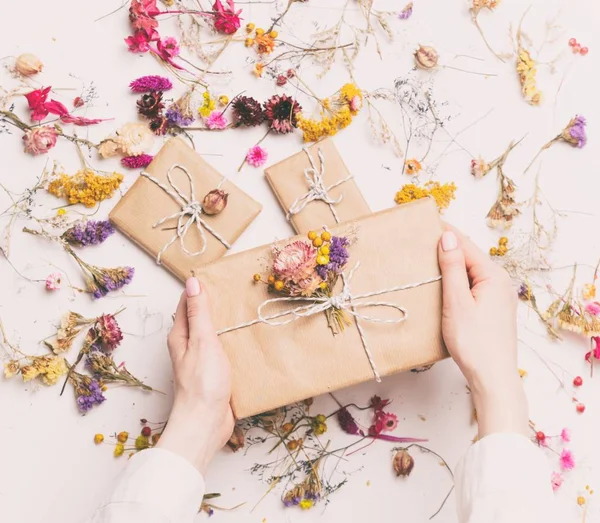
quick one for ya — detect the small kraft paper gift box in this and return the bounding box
[265,138,371,234]
[110,138,262,281]
[196,197,447,418]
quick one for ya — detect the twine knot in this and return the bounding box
[141,164,231,264]
[286,148,354,222]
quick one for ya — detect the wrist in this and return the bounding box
[470,373,529,439]
[156,404,216,475]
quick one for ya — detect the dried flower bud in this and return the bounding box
[202,189,229,215]
[414,45,438,70]
[15,53,44,76]
[393,449,415,477]
[227,425,245,452]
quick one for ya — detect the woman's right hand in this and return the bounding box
[437,227,528,438]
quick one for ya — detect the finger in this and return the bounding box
[443,223,502,285]
[168,291,189,362]
[438,230,474,309]
[185,277,219,349]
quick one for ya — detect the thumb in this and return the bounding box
[185,277,219,349]
[438,231,473,309]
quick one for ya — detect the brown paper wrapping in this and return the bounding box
[110,138,262,281]
[265,138,371,234]
[196,198,447,418]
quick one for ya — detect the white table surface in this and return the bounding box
[0,1,598,522]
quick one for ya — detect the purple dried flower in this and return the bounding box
[166,107,195,127]
[399,2,413,19]
[62,220,115,247]
[337,406,360,435]
[121,154,154,169]
[316,236,349,279]
[566,115,587,148]
[129,75,173,93]
[75,377,106,414]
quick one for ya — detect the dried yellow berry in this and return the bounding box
[282,422,294,433]
[489,247,498,256]
[269,30,278,39]
[245,38,254,47]
[57,208,66,216]
[307,231,318,240]
[499,236,508,245]
[94,434,104,444]
[312,237,323,247]
[274,280,284,291]
[117,431,129,443]
[497,245,507,256]
[253,273,261,282]
[577,496,586,506]
[218,95,229,106]
[246,23,255,32]
[321,231,331,241]
[286,439,299,451]
[319,282,328,289]
[114,443,125,457]
[317,255,328,265]
[268,275,275,284]
[255,28,265,36]
[518,369,527,378]
[320,245,330,255]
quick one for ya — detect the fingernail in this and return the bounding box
[186,277,201,297]
[441,231,458,252]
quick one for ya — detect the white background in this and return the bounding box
[0,1,599,522]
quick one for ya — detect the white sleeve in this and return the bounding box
[87,448,205,523]
[455,433,559,523]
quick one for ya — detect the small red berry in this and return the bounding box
[580,47,589,56]
[568,38,577,47]
[573,44,581,54]
[576,403,586,413]
[573,376,583,387]
[536,431,546,442]
[141,426,152,437]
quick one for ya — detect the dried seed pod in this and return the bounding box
[15,53,44,76]
[393,449,415,477]
[414,45,439,70]
[202,189,229,215]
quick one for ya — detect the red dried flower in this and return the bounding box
[149,116,169,135]
[137,91,164,119]
[129,0,160,35]
[212,0,241,35]
[337,407,360,435]
[369,395,391,413]
[96,314,123,351]
[276,74,287,87]
[263,94,302,134]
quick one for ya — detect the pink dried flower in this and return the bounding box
[276,74,287,87]
[550,471,563,492]
[246,145,268,167]
[45,272,62,291]
[273,240,317,283]
[560,428,571,443]
[125,30,157,53]
[129,0,160,35]
[212,0,241,35]
[129,75,173,92]
[349,95,362,113]
[96,314,123,351]
[205,110,228,130]
[379,412,399,432]
[585,336,600,362]
[121,154,154,169]
[585,301,600,316]
[157,37,180,60]
[559,449,575,471]
[73,97,84,108]
[23,126,58,155]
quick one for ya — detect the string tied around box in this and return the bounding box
[216,262,441,382]
[141,164,231,264]
[286,148,353,223]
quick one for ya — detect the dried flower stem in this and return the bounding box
[523,137,560,174]
[471,13,506,63]
[0,110,98,149]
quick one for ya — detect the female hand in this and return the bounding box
[437,227,528,438]
[157,277,235,474]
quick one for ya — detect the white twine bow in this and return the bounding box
[216,262,441,382]
[286,148,354,223]
[141,165,231,265]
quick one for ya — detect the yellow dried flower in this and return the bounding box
[394,181,457,211]
[94,434,104,444]
[117,431,129,443]
[255,34,276,55]
[577,496,586,506]
[516,47,541,106]
[254,63,265,77]
[583,283,596,301]
[39,356,68,386]
[299,499,314,510]
[4,360,20,379]
[114,443,125,457]
[20,365,40,382]
[246,22,255,32]
[47,169,123,208]
[57,208,66,216]
[199,91,216,118]
[218,95,229,106]
[135,435,150,450]
[518,368,527,378]
[404,159,422,175]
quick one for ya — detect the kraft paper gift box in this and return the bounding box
[196,197,447,418]
[110,138,262,281]
[264,138,371,234]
